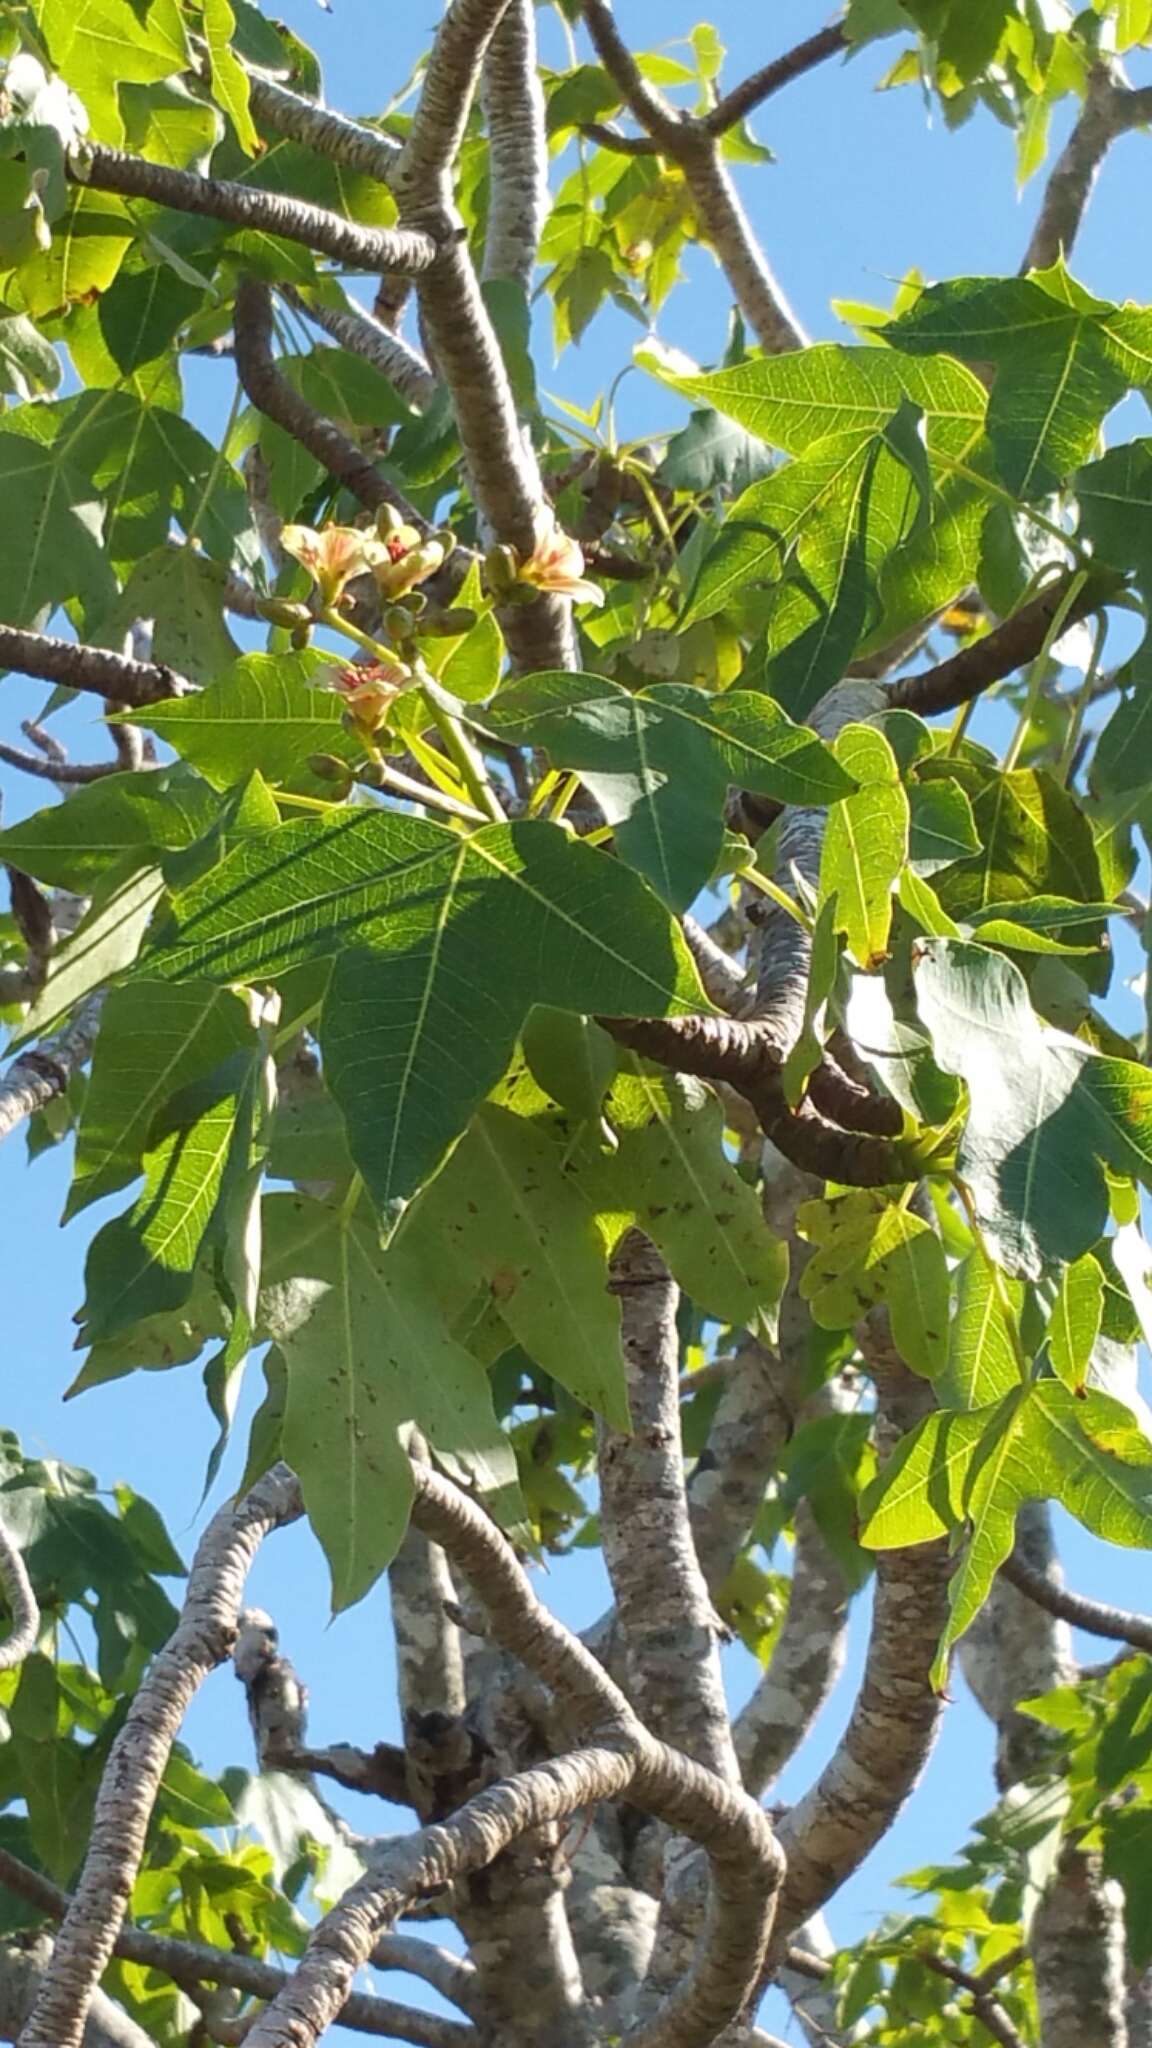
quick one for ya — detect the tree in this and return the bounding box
[5,0,1152,2041]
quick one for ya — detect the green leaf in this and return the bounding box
[1049,1252,1105,1392]
[656,408,773,495]
[261,1192,523,1609]
[97,262,203,376]
[77,1057,250,1345]
[121,78,222,170]
[66,1266,227,1397]
[0,767,219,892]
[67,982,256,1218]
[104,548,241,684]
[908,777,981,873]
[938,0,1010,80]
[521,1007,616,1123]
[940,1254,1023,1409]
[0,418,117,627]
[144,812,707,1210]
[484,673,852,910]
[927,762,1103,918]
[820,725,909,965]
[888,268,1152,496]
[31,0,189,144]
[18,865,165,1042]
[594,1064,787,1330]
[914,938,1152,1274]
[394,1104,630,1426]
[861,1381,1152,1684]
[799,1191,950,1379]
[133,652,363,788]
[15,185,135,318]
[203,0,259,153]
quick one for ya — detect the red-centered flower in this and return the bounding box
[372,523,449,600]
[323,654,413,735]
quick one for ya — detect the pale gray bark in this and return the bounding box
[481,0,548,292]
[0,995,104,1147]
[0,1521,38,1671]
[18,1466,302,2048]
[281,286,437,411]
[0,1945,152,2048]
[961,1504,1074,1790]
[1031,1850,1129,2048]
[1023,68,1152,273]
[734,1502,849,1800]
[245,74,401,184]
[600,1231,738,1784]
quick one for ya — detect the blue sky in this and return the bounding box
[3,0,1152,2034]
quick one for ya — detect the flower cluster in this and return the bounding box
[280,512,452,613]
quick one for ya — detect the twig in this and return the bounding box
[18,1466,302,2048]
[0,1520,39,1671]
[999,1550,1152,1654]
[75,145,437,276]
[233,278,426,525]
[919,1951,1027,2048]
[0,743,121,784]
[0,624,188,706]
[578,0,806,352]
[704,23,848,139]
[0,993,105,1146]
[0,1847,471,2045]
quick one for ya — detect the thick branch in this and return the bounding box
[233,278,425,524]
[0,625,188,706]
[0,1944,152,2048]
[734,1503,849,1800]
[599,1231,738,1783]
[240,1465,782,2048]
[886,568,1120,719]
[0,1520,38,1672]
[1000,1548,1152,1654]
[1030,1848,1128,2048]
[771,1329,949,1944]
[76,146,434,274]
[481,0,548,292]
[245,75,401,184]
[18,1466,302,2048]
[393,0,574,671]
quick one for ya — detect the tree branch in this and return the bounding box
[1022,66,1152,274]
[918,1951,1026,2048]
[733,1502,850,1800]
[0,1519,38,1672]
[18,1466,302,2048]
[0,625,189,706]
[0,1942,152,2048]
[481,0,548,293]
[770,1326,950,1946]
[0,994,105,1147]
[999,1548,1152,1654]
[886,568,1121,720]
[244,74,401,185]
[75,145,435,274]
[600,1231,738,1783]
[393,0,575,673]
[703,24,848,139]
[0,1849,471,2045]
[233,278,426,525]
[238,1463,783,2048]
[577,1,806,352]
[0,743,121,785]
[281,286,437,410]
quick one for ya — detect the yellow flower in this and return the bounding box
[516,517,604,606]
[280,523,382,609]
[323,655,413,735]
[371,523,449,600]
